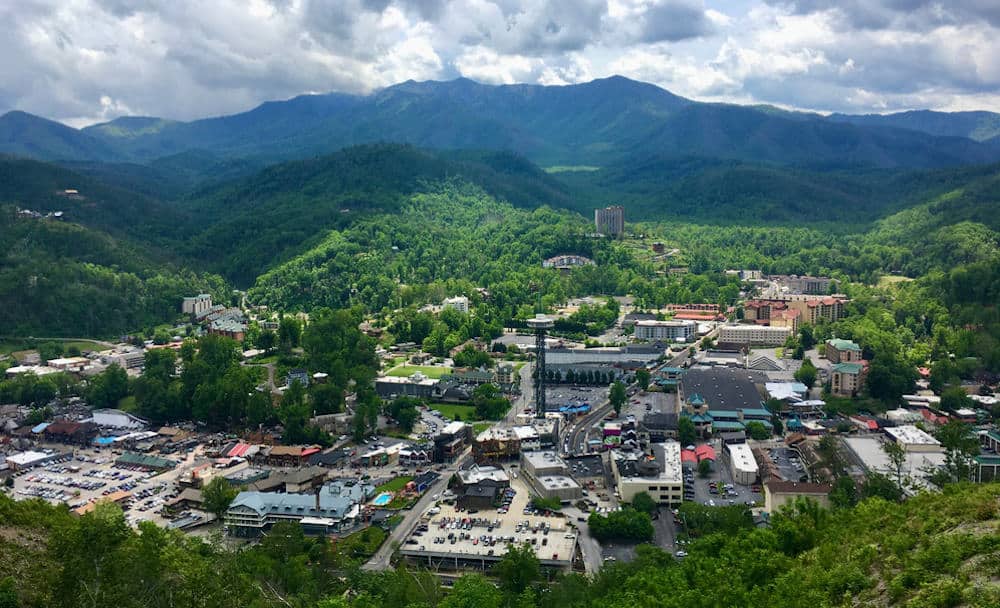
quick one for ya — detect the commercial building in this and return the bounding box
[473,424,550,464]
[521,451,582,503]
[718,325,792,347]
[455,465,510,509]
[102,349,145,370]
[725,442,759,485]
[442,296,470,314]
[763,481,832,513]
[433,422,472,463]
[545,343,666,367]
[830,362,866,397]
[633,320,696,342]
[884,425,942,452]
[825,339,862,363]
[610,442,683,505]
[594,205,624,236]
[640,412,679,443]
[46,357,91,372]
[225,480,373,538]
[87,408,149,430]
[5,450,67,471]
[375,373,438,399]
[182,294,213,316]
[842,436,946,492]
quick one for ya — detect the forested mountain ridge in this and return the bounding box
[828,109,1000,142]
[4,76,1000,169]
[1,481,997,607]
[176,144,573,285]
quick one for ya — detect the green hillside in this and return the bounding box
[179,144,573,285]
[1,482,997,607]
[0,207,226,337]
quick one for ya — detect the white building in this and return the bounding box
[634,320,696,342]
[719,325,792,347]
[102,349,145,370]
[521,451,582,502]
[726,442,759,485]
[86,408,149,430]
[611,442,684,505]
[884,425,942,453]
[443,296,470,314]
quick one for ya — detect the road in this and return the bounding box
[363,449,472,570]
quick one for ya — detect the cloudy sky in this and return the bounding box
[3,0,1000,126]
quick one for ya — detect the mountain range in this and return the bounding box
[3,76,1000,169]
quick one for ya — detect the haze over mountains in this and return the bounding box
[3,76,1000,169]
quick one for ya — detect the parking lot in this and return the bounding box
[768,446,808,482]
[681,443,763,508]
[9,444,204,527]
[402,470,578,564]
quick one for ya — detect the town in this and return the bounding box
[2,207,997,580]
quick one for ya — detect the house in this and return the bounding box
[443,296,470,314]
[830,362,866,397]
[825,339,863,364]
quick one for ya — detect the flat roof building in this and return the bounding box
[611,442,683,505]
[726,442,759,485]
[719,325,792,347]
[884,425,942,453]
[634,320,696,342]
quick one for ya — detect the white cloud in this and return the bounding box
[1,0,1000,124]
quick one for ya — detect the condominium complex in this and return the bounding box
[633,319,696,342]
[719,324,792,347]
[594,205,624,237]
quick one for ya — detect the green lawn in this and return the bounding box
[117,396,137,413]
[472,422,494,435]
[428,403,478,421]
[387,365,452,379]
[0,339,108,356]
[375,476,413,494]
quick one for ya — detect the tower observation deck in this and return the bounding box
[526,315,554,419]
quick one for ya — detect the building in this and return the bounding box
[87,408,149,430]
[433,421,472,463]
[102,349,145,370]
[842,436,946,492]
[375,373,438,399]
[455,465,510,509]
[718,325,792,347]
[286,369,310,388]
[443,296,470,314]
[770,275,833,295]
[43,421,97,445]
[182,294,213,316]
[611,443,683,505]
[472,425,547,464]
[825,339,863,363]
[830,362,866,397]
[725,442,759,485]
[789,296,847,325]
[5,450,66,471]
[884,425,942,453]
[763,481,832,513]
[46,357,91,372]
[640,412,679,443]
[633,320,696,342]
[545,343,666,367]
[225,481,373,538]
[594,205,625,236]
[521,451,583,503]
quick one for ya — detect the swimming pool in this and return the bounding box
[372,492,393,506]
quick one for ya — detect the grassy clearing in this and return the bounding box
[0,339,108,356]
[472,422,494,435]
[428,403,478,421]
[374,476,413,494]
[878,275,915,288]
[386,365,452,379]
[337,526,387,560]
[544,165,600,173]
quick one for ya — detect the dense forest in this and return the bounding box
[1,482,997,607]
